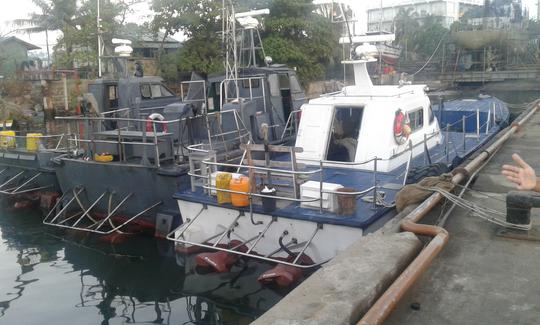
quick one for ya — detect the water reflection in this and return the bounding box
[0,209,288,324]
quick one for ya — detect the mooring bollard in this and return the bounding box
[506,191,540,226]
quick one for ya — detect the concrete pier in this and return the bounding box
[385,111,540,324]
[252,232,422,325]
[255,109,540,324]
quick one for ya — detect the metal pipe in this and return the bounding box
[357,103,539,325]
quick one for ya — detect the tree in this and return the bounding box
[13,0,77,67]
[151,0,339,82]
[151,0,223,76]
[262,0,339,82]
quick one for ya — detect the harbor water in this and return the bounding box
[0,208,291,324]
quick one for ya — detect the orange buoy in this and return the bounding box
[229,176,250,207]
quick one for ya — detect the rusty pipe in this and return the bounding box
[358,103,539,325]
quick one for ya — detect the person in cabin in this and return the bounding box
[501,153,540,192]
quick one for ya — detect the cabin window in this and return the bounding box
[268,74,280,96]
[140,84,152,99]
[428,105,435,124]
[107,85,118,109]
[408,108,424,132]
[279,74,290,90]
[326,106,363,162]
[289,75,302,94]
[140,84,174,99]
[242,78,260,89]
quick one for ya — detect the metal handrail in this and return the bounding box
[220,76,268,112]
[0,133,69,152]
[180,80,207,111]
[280,109,302,141]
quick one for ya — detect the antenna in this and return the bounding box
[235,9,270,67]
[340,3,354,59]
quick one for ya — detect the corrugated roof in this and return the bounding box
[0,37,41,51]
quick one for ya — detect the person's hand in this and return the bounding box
[501,153,537,191]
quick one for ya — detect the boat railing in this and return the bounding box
[0,132,70,153]
[280,109,302,141]
[56,115,183,167]
[220,76,267,112]
[189,153,382,212]
[429,105,497,163]
[180,79,207,112]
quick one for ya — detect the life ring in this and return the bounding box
[393,109,411,145]
[146,113,168,133]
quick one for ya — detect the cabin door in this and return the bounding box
[295,104,334,161]
[326,106,363,163]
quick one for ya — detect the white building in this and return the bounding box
[367,0,484,31]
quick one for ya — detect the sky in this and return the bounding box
[0,0,536,56]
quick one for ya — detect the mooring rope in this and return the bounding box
[422,186,531,231]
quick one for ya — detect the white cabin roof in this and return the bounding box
[310,84,428,106]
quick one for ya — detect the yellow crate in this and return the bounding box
[26,133,42,151]
[0,131,16,149]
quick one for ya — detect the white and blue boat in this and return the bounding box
[168,45,509,283]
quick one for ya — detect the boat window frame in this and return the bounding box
[242,78,260,89]
[408,107,425,133]
[324,105,364,163]
[428,105,435,124]
[140,83,175,100]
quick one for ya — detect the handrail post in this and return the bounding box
[476,108,480,139]
[486,103,492,134]
[319,160,324,213]
[152,121,160,168]
[423,133,428,165]
[445,125,450,163]
[372,157,378,209]
[462,115,466,152]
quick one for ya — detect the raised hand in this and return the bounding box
[501,153,537,191]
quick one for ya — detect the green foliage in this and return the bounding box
[394,8,448,61]
[152,0,223,76]
[152,0,339,83]
[261,0,339,82]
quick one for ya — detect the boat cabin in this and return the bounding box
[192,66,305,143]
[87,76,180,114]
[295,84,442,172]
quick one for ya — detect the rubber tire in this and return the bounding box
[405,162,450,184]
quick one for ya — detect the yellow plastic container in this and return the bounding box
[94,153,114,162]
[216,172,232,204]
[230,176,250,207]
[0,131,16,148]
[26,133,42,151]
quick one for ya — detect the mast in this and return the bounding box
[222,0,239,100]
[97,0,102,78]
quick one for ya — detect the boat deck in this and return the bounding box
[175,129,500,229]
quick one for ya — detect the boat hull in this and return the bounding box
[174,200,363,265]
[53,158,188,234]
[0,150,62,211]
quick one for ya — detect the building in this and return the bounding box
[0,37,40,78]
[119,25,182,59]
[367,0,484,32]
